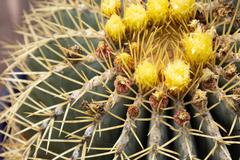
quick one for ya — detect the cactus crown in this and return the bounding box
[1,0,240,159]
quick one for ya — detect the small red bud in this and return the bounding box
[114,76,133,94]
[95,41,113,59]
[149,94,169,111]
[127,106,140,119]
[174,109,190,127]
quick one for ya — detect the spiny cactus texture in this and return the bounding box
[1,0,240,159]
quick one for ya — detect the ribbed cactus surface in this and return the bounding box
[1,0,240,160]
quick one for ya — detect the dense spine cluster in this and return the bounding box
[0,0,240,159]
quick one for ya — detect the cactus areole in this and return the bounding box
[1,0,240,160]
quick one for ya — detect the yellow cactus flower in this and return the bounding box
[164,59,191,91]
[183,30,213,64]
[170,0,195,20]
[124,4,148,32]
[114,52,134,72]
[101,0,121,16]
[134,60,159,90]
[105,14,126,41]
[147,0,168,24]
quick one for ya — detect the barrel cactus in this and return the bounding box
[1,0,240,159]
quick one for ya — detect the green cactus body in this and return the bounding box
[1,0,240,160]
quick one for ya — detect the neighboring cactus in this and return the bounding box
[1,0,240,159]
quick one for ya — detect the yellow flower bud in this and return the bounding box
[114,52,134,73]
[147,0,168,24]
[124,4,148,32]
[101,0,121,16]
[183,30,213,64]
[170,0,195,20]
[134,60,159,90]
[164,59,191,91]
[105,14,126,41]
